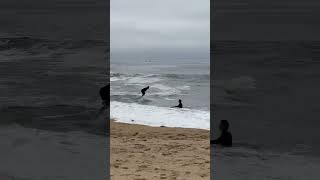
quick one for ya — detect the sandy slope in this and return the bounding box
[110,121,210,180]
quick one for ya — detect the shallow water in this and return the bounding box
[212,145,320,180]
[0,37,108,135]
[110,57,210,129]
[213,40,320,157]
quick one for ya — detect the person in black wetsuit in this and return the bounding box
[141,86,149,96]
[171,99,183,108]
[211,120,232,147]
[99,84,110,106]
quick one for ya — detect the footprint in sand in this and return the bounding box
[133,132,139,136]
[160,174,168,179]
[138,165,148,169]
[200,173,208,178]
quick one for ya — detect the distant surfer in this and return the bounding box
[211,120,232,147]
[171,99,183,108]
[141,86,150,96]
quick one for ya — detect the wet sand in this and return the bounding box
[110,121,210,180]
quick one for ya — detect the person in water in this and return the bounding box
[141,86,150,96]
[99,84,110,106]
[171,99,183,108]
[211,120,232,147]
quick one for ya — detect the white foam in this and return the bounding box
[151,84,182,96]
[165,97,175,101]
[177,85,191,90]
[127,76,162,84]
[111,101,210,130]
[110,76,128,82]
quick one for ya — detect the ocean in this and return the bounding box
[110,56,210,129]
[0,0,109,136]
[0,37,109,135]
[0,1,109,179]
[212,40,320,179]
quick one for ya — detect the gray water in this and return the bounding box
[213,40,320,157]
[111,56,210,111]
[0,1,109,179]
[0,0,109,136]
[0,37,108,135]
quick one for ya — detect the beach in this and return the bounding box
[110,50,210,180]
[110,2,210,178]
[110,120,210,180]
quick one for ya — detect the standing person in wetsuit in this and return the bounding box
[211,120,232,147]
[99,84,110,107]
[141,86,149,96]
[96,84,110,121]
[98,84,110,132]
[171,99,183,108]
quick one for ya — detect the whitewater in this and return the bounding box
[110,59,210,130]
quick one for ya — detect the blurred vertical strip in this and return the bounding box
[210,0,214,179]
[106,0,111,179]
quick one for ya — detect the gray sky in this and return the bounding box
[0,0,107,40]
[111,0,210,54]
[213,0,320,40]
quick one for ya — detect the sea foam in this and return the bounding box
[111,101,210,130]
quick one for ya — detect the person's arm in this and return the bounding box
[210,137,221,144]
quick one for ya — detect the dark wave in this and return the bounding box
[0,36,106,51]
[0,105,108,136]
[111,72,209,80]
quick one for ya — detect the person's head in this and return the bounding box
[179,99,182,103]
[147,86,150,89]
[219,120,229,132]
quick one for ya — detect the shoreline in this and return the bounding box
[110,121,210,180]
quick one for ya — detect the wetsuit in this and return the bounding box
[172,101,183,108]
[211,131,232,147]
[141,86,149,96]
[176,102,183,108]
[99,85,109,106]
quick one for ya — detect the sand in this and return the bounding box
[110,121,210,180]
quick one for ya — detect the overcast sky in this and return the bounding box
[213,0,320,40]
[111,0,209,55]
